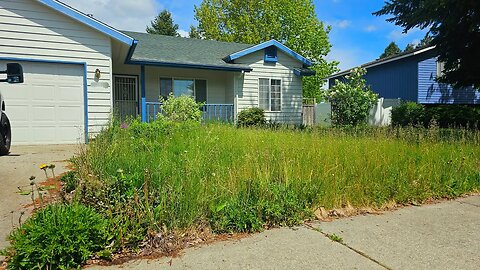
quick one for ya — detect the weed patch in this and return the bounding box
[71,120,480,250]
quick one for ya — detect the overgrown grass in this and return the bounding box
[73,120,480,248]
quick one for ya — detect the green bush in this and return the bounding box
[391,102,425,127]
[392,102,480,128]
[5,204,108,270]
[237,108,266,127]
[159,93,203,122]
[324,67,378,126]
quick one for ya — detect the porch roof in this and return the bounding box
[123,31,254,72]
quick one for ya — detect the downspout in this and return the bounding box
[141,65,146,122]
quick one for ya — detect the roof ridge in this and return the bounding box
[121,30,254,47]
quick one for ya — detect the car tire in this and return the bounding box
[0,113,11,155]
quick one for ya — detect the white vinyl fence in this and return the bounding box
[312,98,401,127]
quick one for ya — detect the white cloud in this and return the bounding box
[178,29,189,38]
[329,20,351,30]
[61,0,162,32]
[388,28,420,41]
[327,47,365,71]
[364,25,377,32]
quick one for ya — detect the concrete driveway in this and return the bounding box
[0,144,78,253]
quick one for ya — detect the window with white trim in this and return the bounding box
[259,78,281,112]
[437,61,445,78]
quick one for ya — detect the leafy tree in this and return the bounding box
[374,0,480,88]
[324,68,378,126]
[380,42,402,59]
[189,25,202,39]
[194,0,338,101]
[146,10,179,36]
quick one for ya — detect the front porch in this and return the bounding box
[112,64,240,123]
[145,102,235,123]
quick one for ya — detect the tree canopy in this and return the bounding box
[194,0,338,100]
[380,42,402,59]
[146,10,179,36]
[374,0,480,88]
[188,25,202,39]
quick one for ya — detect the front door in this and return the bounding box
[113,75,138,120]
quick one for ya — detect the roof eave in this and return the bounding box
[127,59,252,72]
[225,40,313,67]
[36,0,135,46]
[326,46,436,80]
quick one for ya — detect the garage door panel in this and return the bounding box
[31,106,55,121]
[58,86,83,101]
[0,61,85,145]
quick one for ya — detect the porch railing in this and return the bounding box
[145,102,235,123]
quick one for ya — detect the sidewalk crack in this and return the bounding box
[304,223,393,270]
[457,201,480,208]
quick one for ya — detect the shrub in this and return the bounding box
[392,102,480,128]
[237,108,266,127]
[324,67,378,126]
[60,171,79,193]
[159,93,203,122]
[5,204,108,270]
[391,102,425,127]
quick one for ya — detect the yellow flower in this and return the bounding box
[39,164,48,170]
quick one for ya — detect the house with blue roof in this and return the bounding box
[327,46,480,105]
[0,0,314,145]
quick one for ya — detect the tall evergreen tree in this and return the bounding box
[418,34,434,48]
[380,42,402,59]
[375,0,480,88]
[404,43,416,52]
[188,25,202,39]
[146,10,179,36]
[194,0,338,101]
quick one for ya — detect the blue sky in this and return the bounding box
[64,0,427,71]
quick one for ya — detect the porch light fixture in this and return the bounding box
[95,69,101,80]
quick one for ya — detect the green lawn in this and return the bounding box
[73,120,480,247]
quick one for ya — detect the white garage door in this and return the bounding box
[0,61,85,145]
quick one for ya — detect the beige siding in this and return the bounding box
[113,63,235,104]
[235,50,304,124]
[0,0,113,134]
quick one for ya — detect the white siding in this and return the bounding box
[0,0,113,135]
[235,50,303,124]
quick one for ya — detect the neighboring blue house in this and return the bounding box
[327,46,480,105]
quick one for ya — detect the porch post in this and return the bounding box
[141,65,146,122]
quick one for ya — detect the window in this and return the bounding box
[258,78,281,112]
[173,79,194,97]
[264,46,278,63]
[160,78,172,99]
[159,78,207,101]
[195,80,207,103]
[437,61,445,78]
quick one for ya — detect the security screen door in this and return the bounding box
[113,75,138,120]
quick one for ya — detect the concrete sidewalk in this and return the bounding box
[87,195,480,270]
